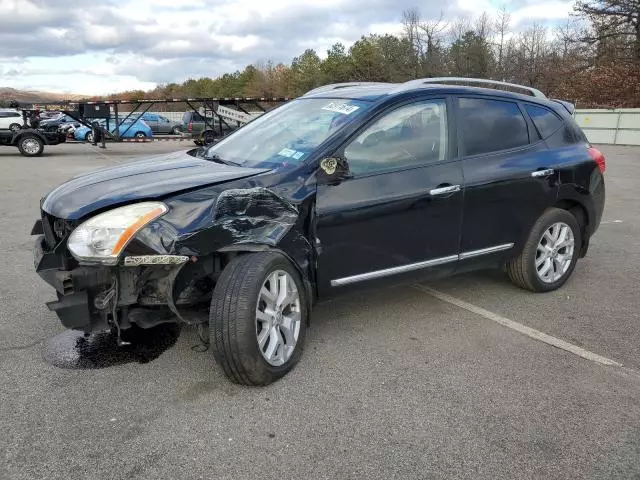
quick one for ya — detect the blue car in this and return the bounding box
[74,118,153,142]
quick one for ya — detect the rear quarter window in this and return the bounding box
[458,97,530,156]
[524,104,563,139]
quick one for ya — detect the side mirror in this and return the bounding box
[317,156,352,185]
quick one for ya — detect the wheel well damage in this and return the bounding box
[128,186,316,326]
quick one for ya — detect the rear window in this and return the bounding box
[525,104,563,139]
[183,111,204,123]
[458,98,529,156]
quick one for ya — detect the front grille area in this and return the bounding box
[41,212,74,248]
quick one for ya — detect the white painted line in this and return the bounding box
[413,284,622,367]
[601,220,623,224]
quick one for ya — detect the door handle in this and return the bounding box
[429,184,461,196]
[531,168,555,178]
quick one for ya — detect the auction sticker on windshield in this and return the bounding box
[322,102,360,115]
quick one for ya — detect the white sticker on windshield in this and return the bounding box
[321,102,360,115]
[278,148,296,158]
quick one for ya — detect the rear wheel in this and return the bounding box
[506,208,581,292]
[134,131,147,139]
[202,130,215,145]
[171,126,181,135]
[210,252,307,385]
[85,132,94,143]
[17,135,44,157]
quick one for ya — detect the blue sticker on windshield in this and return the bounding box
[292,151,305,160]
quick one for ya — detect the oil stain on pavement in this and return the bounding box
[42,324,182,369]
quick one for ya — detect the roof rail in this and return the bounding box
[391,77,547,98]
[303,82,391,97]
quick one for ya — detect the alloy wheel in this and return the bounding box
[535,222,575,283]
[21,138,41,155]
[256,270,302,366]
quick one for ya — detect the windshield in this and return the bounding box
[203,98,373,168]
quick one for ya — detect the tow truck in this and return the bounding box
[0,108,66,157]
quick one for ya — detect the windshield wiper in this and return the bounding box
[206,153,242,167]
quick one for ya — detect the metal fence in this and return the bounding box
[111,108,640,146]
[574,108,640,146]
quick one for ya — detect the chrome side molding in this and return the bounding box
[330,243,514,287]
[458,243,514,260]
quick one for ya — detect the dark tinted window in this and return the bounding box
[344,99,448,175]
[458,98,529,156]
[525,104,563,139]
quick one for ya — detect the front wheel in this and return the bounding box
[171,126,181,135]
[9,123,22,132]
[134,131,147,139]
[506,208,582,292]
[17,135,44,157]
[85,132,94,143]
[210,252,307,385]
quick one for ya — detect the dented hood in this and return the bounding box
[41,150,270,220]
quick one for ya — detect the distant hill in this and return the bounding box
[0,87,85,104]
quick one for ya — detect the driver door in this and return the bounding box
[314,97,464,296]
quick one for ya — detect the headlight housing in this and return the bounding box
[68,202,168,265]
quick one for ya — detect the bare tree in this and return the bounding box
[574,0,640,61]
[402,8,424,76]
[494,7,511,79]
[419,11,448,76]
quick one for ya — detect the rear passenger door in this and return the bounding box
[455,96,559,263]
[143,114,159,133]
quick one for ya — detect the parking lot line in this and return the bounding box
[413,284,623,367]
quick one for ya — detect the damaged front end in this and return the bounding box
[33,182,315,340]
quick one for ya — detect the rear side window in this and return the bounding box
[525,104,563,139]
[458,98,529,156]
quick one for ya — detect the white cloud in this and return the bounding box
[0,0,575,94]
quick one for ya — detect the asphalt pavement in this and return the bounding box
[1,142,639,480]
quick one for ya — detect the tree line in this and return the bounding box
[81,0,640,107]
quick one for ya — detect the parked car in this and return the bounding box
[0,109,25,132]
[32,78,605,385]
[136,112,182,135]
[39,113,81,132]
[181,110,208,139]
[74,118,153,142]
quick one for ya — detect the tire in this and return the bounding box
[9,123,21,132]
[506,208,582,292]
[134,131,147,139]
[210,251,308,386]
[171,126,181,135]
[85,132,94,143]
[202,130,215,145]
[17,135,44,157]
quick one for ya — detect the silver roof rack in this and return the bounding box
[391,77,546,98]
[303,82,391,97]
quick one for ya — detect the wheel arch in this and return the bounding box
[552,197,590,258]
[216,244,315,322]
[12,129,47,145]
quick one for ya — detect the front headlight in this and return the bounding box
[68,202,168,265]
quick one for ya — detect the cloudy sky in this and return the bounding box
[0,0,573,95]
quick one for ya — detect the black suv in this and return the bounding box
[33,78,605,385]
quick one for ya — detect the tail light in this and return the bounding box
[187,122,193,132]
[588,147,606,173]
